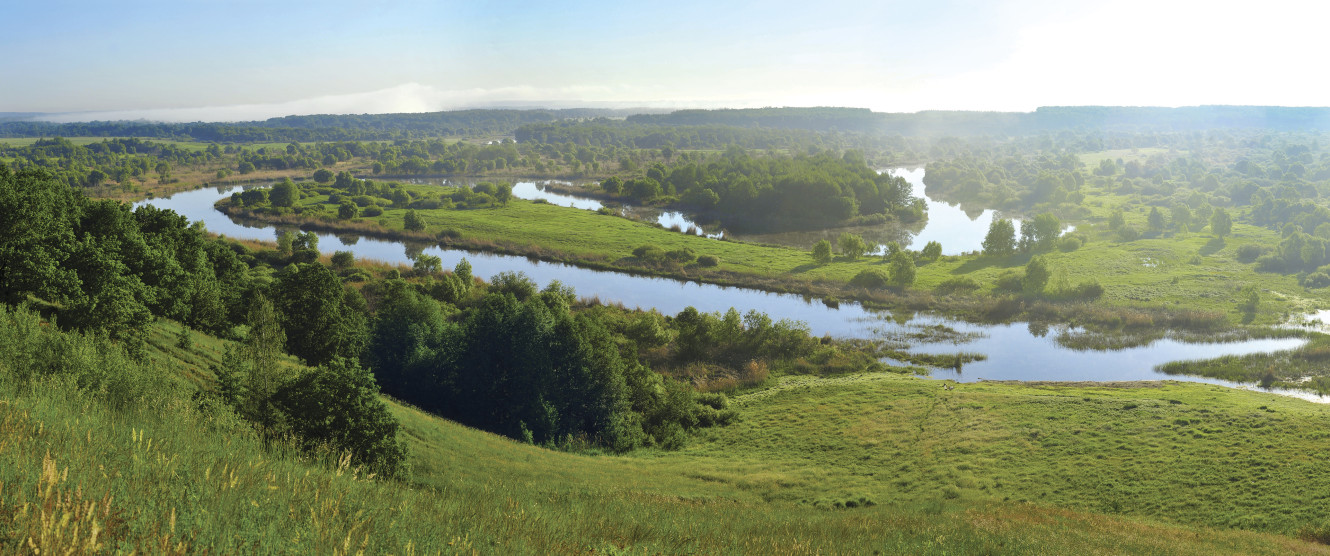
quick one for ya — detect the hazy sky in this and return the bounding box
[3,0,1327,121]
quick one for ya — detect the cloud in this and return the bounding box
[36,83,763,123]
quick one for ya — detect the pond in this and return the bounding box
[137,183,1318,400]
[411,178,724,238]
[445,169,1062,256]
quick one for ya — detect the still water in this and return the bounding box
[136,180,1316,399]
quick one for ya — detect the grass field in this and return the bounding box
[1079,148,1179,167]
[4,317,1330,553]
[283,182,1324,326]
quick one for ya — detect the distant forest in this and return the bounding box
[6,106,1330,143]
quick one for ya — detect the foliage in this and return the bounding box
[272,263,369,366]
[811,239,833,264]
[837,232,867,260]
[270,358,408,478]
[982,218,1016,256]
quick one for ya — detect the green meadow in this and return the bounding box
[5,316,1330,554]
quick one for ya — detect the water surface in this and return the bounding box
[137,183,1315,399]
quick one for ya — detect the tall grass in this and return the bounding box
[2,307,1328,553]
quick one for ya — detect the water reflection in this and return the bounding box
[137,185,1314,398]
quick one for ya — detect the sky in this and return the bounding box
[3,0,1328,122]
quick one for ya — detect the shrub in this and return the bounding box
[934,276,980,295]
[696,254,719,267]
[361,205,384,217]
[1116,225,1141,242]
[920,241,942,261]
[1303,273,1330,288]
[403,209,425,231]
[330,250,355,270]
[1058,235,1084,252]
[849,269,891,289]
[993,271,1024,294]
[665,247,696,263]
[633,244,666,263]
[489,271,538,301]
[1236,243,1271,263]
[812,239,833,264]
[269,358,408,479]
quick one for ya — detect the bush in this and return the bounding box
[1058,235,1084,252]
[993,271,1024,294]
[665,247,696,263]
[403,209,425,231]
[361,205,384,217]
[330,250,355,270]
[812,239,834,264]
[696,254,719,267]
[633,244,666,263]
[920,241,942,261]
[489,271,538,301]
[1304,272,1330,288]
[934,276,980,295]
[269,358,408,479]
[849,269,891,289]
[1236,244,1271,263]
[1116,225,1141,242]
[1255,254,1285,273]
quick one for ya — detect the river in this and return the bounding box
[135,176,1320,401]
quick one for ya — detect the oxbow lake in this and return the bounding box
[137,176,1319,401]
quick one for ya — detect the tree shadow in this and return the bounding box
[790,263,821,274]
[951,253,1029,275]
[1199,237,1226,256]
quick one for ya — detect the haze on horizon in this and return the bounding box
[5,0,1329,123]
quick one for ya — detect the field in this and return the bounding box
[279,181,1324,326]
[4,318,1330,553]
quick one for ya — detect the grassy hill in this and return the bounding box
[3,317,1329,553]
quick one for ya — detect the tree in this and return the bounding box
[1108,209,1125,230]
[338,200,358,220]
[239,188,268,207]
[601,176,623,195]
[1147,207,1166,235]
[243,294,286,421]
[493,182,513,206]
[403,209,426,231]
[1211,208,1232,239]
[312,168,334,183]
[812,239,833,264]
[330,250,354,270]
[413,253,442,276]
[270,358,408,479]
[838,232,867,260]
[270,178,298,208]
[921,241,942,261]
[0,164,81,305]
[983,218,1016,256]
[1023,257,1050,297]
[1171,205,1192,233]
[888,250,916,288]
[1026,213,1061,251]
[272,263,369,366]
